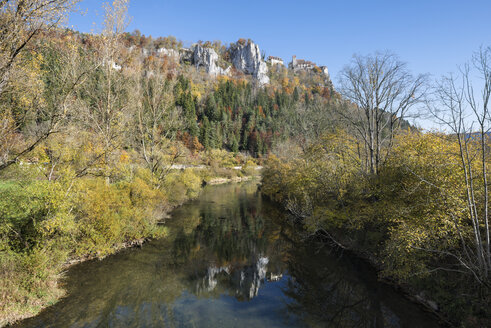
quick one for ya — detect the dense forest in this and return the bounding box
[0,0,490,327]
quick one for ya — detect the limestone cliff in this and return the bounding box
[192,45,230,77]
[230,41,269,85]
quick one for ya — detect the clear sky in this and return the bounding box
[69,0,491,128]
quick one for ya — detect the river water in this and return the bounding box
[14,182,441,328]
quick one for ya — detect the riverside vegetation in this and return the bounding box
[262,55,491,326]
[0,0,490,327]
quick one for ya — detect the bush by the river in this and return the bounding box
[0,159,207,325]
[262,130,490,326]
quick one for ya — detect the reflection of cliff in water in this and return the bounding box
[195,256,270,300]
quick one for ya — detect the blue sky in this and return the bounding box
[69,0,491,128]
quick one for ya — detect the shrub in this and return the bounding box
[163,170,202,205]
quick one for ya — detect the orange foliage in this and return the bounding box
[258,105,265,118]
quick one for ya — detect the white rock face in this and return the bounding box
[179,48,193,63]
[231,41,270,85]
[193,45,230,77]
[157,48,179,58]
[320,65,329,77]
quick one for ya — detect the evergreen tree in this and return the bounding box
[293,87,300,102]
[200,116,211,150]
[231,135,239,154]
[205,95,218,121]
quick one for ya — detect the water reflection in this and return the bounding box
[192,256,269,300]
[13,182,441,328]
[283,239,439,328]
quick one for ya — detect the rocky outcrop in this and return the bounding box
[192,45,230,77]
[157,48,179,58]
[230,41,269,85]
[179,48,193,63]
[320,66,329,77]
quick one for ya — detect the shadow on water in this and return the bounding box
[13,182,442,328]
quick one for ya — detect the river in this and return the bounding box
[14,182,442,328]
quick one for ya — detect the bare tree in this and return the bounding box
[0,35,88,172]
[338,52,427,174]
[133,57,183,183]
[429,47,491,283]
[79,0,131,168]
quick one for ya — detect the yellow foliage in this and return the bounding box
[119,150,129,163]
[262,130,483,282]
[163,170,202,205]
[190,80,204,100]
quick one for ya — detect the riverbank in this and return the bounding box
[0,163,260,327]
[63,175,261,265]
[313,230,452,326]
[272,203,488,328]
[261,145,491,327]
[206,176,252,185]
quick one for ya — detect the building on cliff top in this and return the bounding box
[289,55,316,71]
[289,55,329,77]
[267,56,284,66]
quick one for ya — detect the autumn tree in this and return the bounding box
[429,46,491,283]
[78,0,131,171]
[0,0,80,171]
[278,95,338,151]
[134,55,183,182]
[0,0,79,95]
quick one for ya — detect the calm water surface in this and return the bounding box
[14,182,441,328]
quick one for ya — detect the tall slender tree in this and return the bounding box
[338,52,427,174]
[429,47,491,282]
